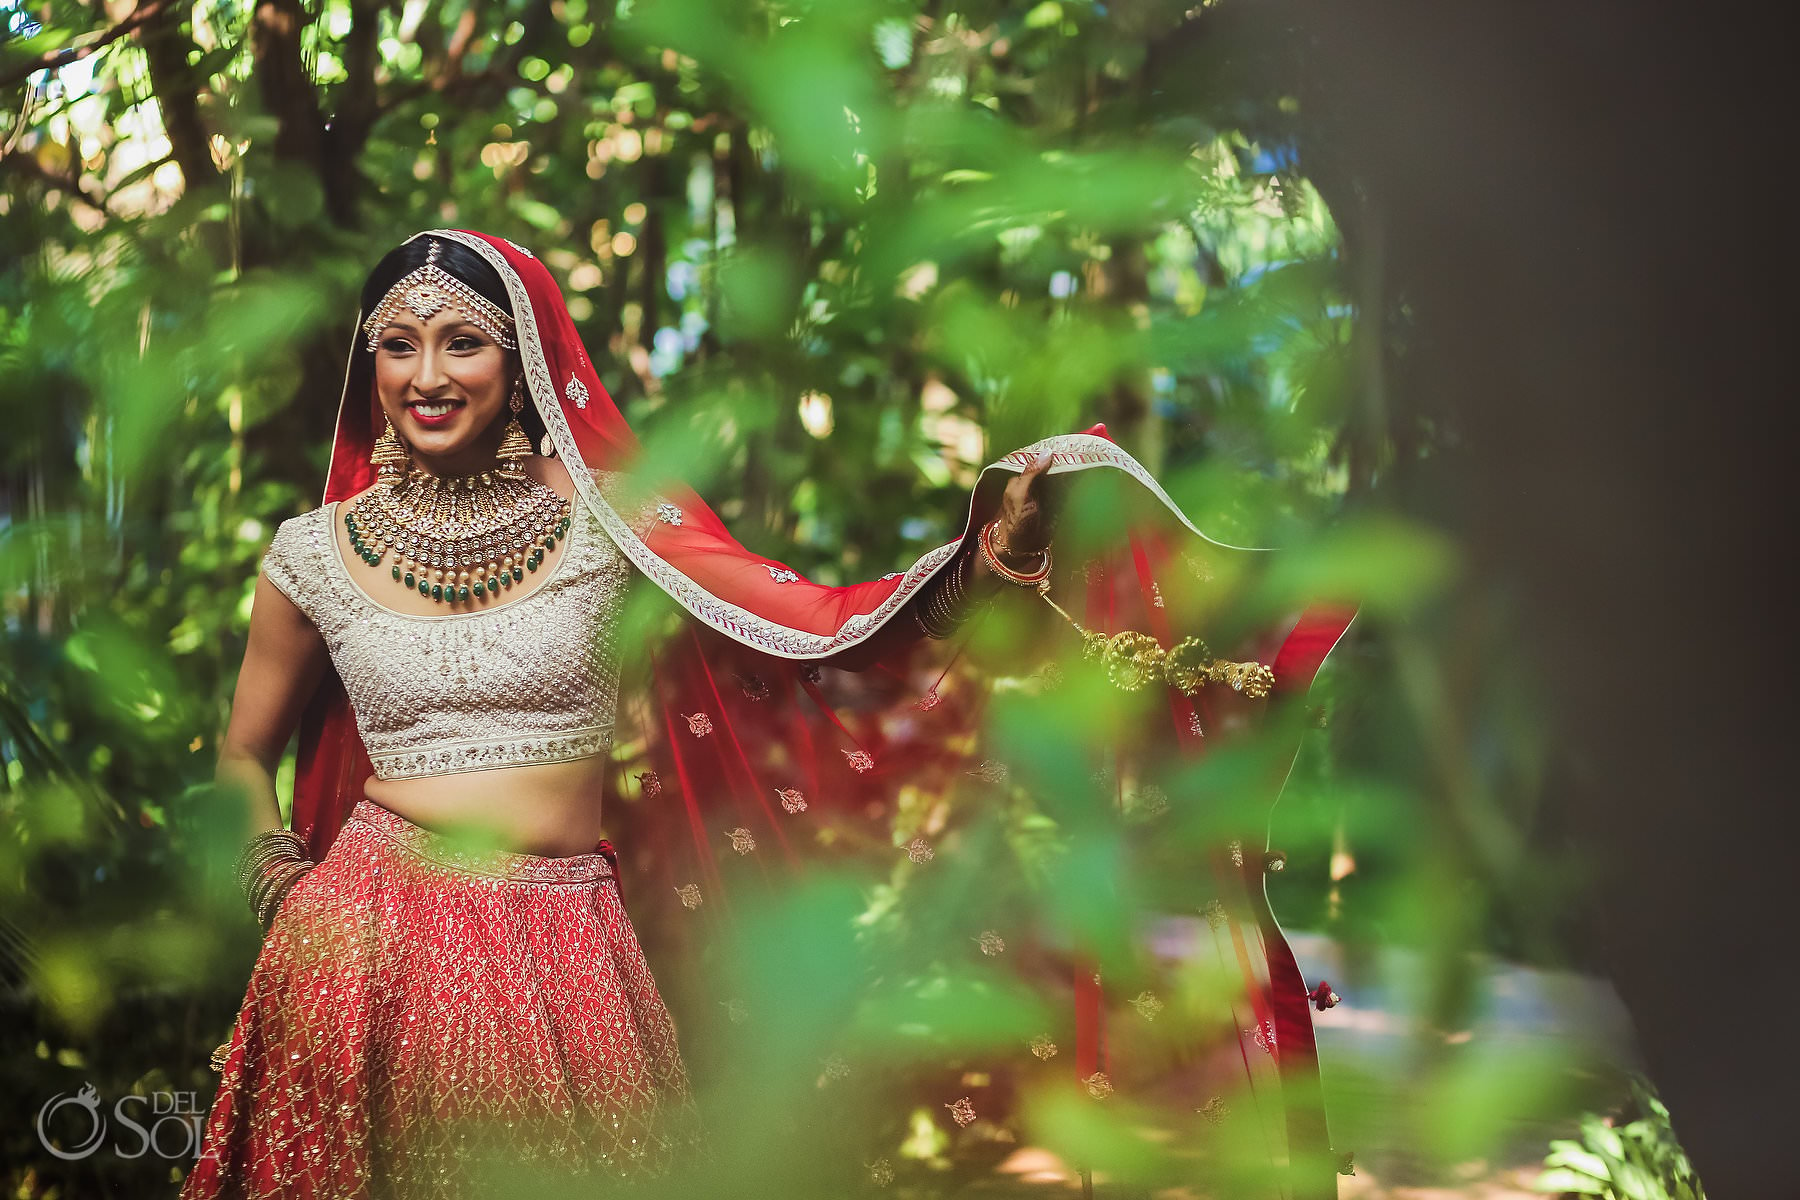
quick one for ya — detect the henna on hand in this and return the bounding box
[981,451,1057,576]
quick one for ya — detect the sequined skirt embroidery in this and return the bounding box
[183,801,696,1198]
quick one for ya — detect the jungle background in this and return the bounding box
[3,0,1788,1196]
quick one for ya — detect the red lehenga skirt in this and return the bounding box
[183,801,696,1198]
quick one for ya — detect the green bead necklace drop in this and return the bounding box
[344,468,572,607]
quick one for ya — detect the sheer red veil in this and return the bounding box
[292,228,1356,1194]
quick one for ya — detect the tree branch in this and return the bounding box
[0,0,176,92]
[248,0,331,204]
[139,1,215,191]
[335,0,383,147]
[443,3,480,78]
[0,149,111,215]
[369,4,481,117]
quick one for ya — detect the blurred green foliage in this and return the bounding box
[0,0,1656,1194]
[1536,1083,1707,1200]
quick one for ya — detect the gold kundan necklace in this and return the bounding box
[344,468,573,605]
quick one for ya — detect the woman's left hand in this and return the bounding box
[990,451,1057,561]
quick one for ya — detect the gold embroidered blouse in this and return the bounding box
[260,496,630,781]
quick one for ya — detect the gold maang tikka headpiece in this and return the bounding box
[361,241,518,352]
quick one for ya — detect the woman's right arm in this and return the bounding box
[217,572,330,838]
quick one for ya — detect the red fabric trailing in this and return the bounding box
[660,693,721,894]
[1225,882,1280,1062]
[291,675,368,864]
[1272,607,1358,702]
[1074,959,1106,1081]
[1128,534,1177,646]
[1254,605,1358,1192]
[687,632,797,865]
[796,675,864,747]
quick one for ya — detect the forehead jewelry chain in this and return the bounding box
[360,241,518,352]
[344,468,572,605]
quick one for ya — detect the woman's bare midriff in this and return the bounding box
[364,755,610,857]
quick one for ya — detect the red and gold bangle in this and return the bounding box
[979,519,1052,588]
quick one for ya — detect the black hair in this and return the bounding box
[354,235,547,448]
[357,235,514,320]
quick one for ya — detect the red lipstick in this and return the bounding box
[406,400,464,428]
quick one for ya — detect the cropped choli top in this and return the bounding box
[261,494,631,781]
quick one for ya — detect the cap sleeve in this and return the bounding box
[261,509,332,625]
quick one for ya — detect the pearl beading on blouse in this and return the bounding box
[261,495,630,781]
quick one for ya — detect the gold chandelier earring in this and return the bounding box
[370,417,410,485]
[496,376,533,480]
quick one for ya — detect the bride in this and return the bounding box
[185,228,1352,1197]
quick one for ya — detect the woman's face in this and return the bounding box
[371,309,513,474]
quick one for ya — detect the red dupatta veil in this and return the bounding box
[291,228,1356,1195]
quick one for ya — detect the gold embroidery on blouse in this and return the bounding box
[261,501,630,781]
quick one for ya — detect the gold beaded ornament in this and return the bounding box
[1035,585,1277,699]
[914,514,1272,698]
[361,240,518,352]
[967,513,1273,699]
[370,418,409,480]
[344,468,572,606]
[494,377,534,481]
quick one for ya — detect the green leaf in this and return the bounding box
[1534,1168,1608,1194]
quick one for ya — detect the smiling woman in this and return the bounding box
[227,244,605,873]
[183,230,1351,1199]
[182,230,1099,1198]
[362,238,545,472]
[184,235,700,1196]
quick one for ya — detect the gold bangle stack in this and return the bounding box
[234,829,315,929]
[978,519,1052,589]
[915,550,988,639]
